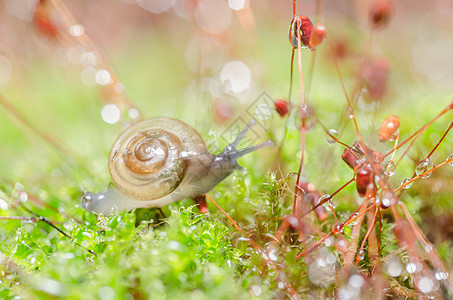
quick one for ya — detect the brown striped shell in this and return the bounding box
[108,117,207,200]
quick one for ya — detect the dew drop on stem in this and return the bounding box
[447,153,453,166]
[415,158,433,178]
[401,178,413,189]
[294,105,317,131]
[418,277,434,294]
[406,262,417,274]
[325,129,338,144]
[319,194,332,210]
[384,160,396,176]
[347,108,354,119]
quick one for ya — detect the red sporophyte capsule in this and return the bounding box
[213,98,234,124]
[379,115,400,142]
[341,147,363,170]
[298,182,328,221]
[274,99,290,117]
[309,24,326,49]
[361,58,390,100]
[310,191,328,221]
[289,16,313,49]
[355,164,374,197]
[33,4,58,38]
[370,0,394,29]
[331,39,349,60]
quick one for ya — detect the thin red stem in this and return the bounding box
[395,158,452,192]
[356,205,379,265]
[383,103,452,159]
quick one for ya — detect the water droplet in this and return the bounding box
[267,249,278,261]
[69,24,85,37]
[37,278,64,296]
[228,0,249,11]
[220,61,251,94]
[389,131,399,141]
[358,249,365,260]
[406,262,417,274]
[325,129,339,144]
[20,192,28,202]
[168,241,181,250]
[82,232,91,238]
[321,195,333,211]
[446,153,453,166]
[349,213,360,225]
[348,274,365,288]
[0,198,8,210]
[80,67,97,86]
[319,194,332,204]
[288,216,299,227]
[195,0,233,35]
[67,45,85,65]
[326,253,337,264]
[401,178,413,189]
[317,258,327,267]
[418,277,434,294]
[80,51,99,67]
[347,108,354,119]
[380,191,396,208]
[249,284,262,296]
[95,69,112,86]
[329,202,336,210]
[386,256,402,277]
[128,108,140,120]
[332,224,342,234]
[434,271,448,280]
[101,104,121,124]
[384,161,396,176]
[308,258,336,287]
[324,237,333,247]
[416,158,433,178]
[336,238,348,252]
[294,105,317,131]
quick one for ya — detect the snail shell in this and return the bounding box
[109,118,206,201]
[82,117,274,215]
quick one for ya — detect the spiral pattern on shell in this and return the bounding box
[109,117,207,200]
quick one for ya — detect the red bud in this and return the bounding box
[309,24,326,49]
[289,16,313,49]
[370,0,394,29]
[379,115,400,142]
[274,99,289,117]
[355,164,374,197]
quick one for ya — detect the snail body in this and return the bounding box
[82,117,273,215]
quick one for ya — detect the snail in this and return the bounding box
[82,117,273,215]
